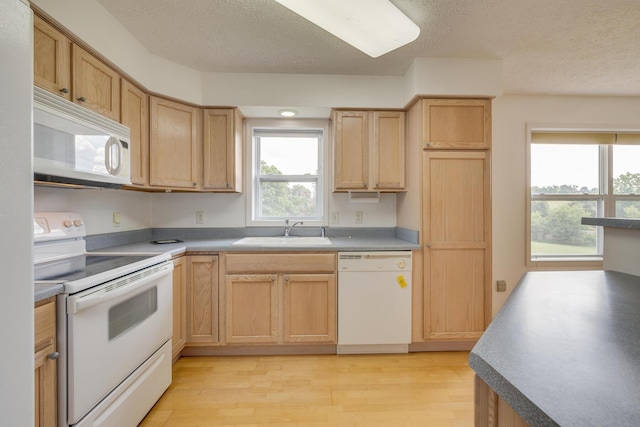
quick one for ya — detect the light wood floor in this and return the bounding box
[140,351,474,427]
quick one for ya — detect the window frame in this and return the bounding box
[245,118,330,227]
[525,124,640,268]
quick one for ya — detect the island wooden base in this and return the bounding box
[475,375,529,427]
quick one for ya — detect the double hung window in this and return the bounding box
[247,120,328,225]
[528,130,640,264]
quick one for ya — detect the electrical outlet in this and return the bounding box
[331,211,339,224]
[497,280,507,292]
[112,212,121,227]
[355,211,363,224]
[196,210,205,224]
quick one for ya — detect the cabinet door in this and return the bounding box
[283,273,336,343]
[333,110,369,190]
[423,99,491,149]
[34,299,56,427]
[121,80,148,186]
[33,15,70,100]
[149,96,199,189]
[422,151,491,341]
[71,45,121,121]
[186,255,219,343]
[225,274,278,343]
[372,111,405,190]
[172,256,187,358]
[202,108,243,191]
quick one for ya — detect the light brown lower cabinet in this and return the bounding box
[225,274,278,343]
[186,255,219,344]
[223,253,337,345]
[283,274,336,343]
[475,375,529,427]
[171,256,186,359]
[34,297,57,427]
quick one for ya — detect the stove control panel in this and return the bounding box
[34,212,86,243]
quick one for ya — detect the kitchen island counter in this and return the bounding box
[469,270,640,426]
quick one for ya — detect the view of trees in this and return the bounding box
[531,200,597,247]
[260,161,316,217]
[614,172,640,194]
[532,173,640,249]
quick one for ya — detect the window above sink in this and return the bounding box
[246,119,330,227]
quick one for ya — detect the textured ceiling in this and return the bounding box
[96,0,640,96]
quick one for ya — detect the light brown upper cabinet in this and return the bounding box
[149,96,200,189]
[34,15,121,121]
[422,99,491,149]
[71,45,121,121]
[333,110,405,192]
[120,80,148,186]
[202,108,243,192]
[34,15,71,100]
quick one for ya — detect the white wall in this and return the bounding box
[1,0,33,424]
[151,192,396,228]
[34,187,152,235]
[491,94,640,313]
[404,58,503,102]
[202,72,406,111]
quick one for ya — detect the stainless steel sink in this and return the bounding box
[232,236,332,246]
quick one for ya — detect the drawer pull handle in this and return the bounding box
[47,352,59,360]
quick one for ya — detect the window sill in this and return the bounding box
[527,257,603,270]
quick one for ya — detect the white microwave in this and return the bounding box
[33,86,131,188]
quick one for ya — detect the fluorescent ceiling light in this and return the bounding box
[275,0,420,58]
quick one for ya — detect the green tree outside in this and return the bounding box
[260,161,316,217]
[614,172,640,219]
[531,173,640,254]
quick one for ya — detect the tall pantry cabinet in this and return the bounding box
[405,99,492,350]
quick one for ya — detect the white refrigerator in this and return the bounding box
[0,0,34,425]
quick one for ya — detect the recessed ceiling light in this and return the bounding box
[279,109,298,117]
[275,0,420,58]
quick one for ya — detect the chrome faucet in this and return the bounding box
[284,219,303,237]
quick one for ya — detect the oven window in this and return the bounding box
[108,287,158,340]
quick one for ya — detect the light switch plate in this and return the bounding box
[355,211,363,224]
[331,211,339,224]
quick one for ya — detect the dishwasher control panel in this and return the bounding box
[338,251,412,272]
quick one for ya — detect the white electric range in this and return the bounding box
[34,212,173,427]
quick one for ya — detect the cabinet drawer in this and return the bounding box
[34,298,56,364]
[226,253,336,274]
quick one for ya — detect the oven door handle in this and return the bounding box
[67,262,173,314]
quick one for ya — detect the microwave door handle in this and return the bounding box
[67,263,173,314]
[104,137,122,176]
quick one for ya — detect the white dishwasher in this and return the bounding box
[337,251,412,354]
